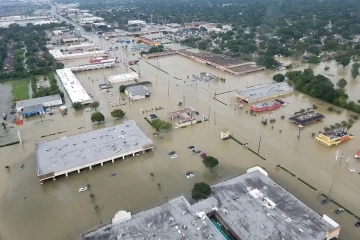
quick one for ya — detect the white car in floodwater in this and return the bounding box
[171,155,178,159]
[78,187,87,192]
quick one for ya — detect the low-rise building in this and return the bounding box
[316,130,354,147]
[250,99,284,112]
[128,20,146,26]
[289,111,325,125]
[107,72,139,84]
[56,68,93,104]
[82,166,340,240]
[35,120,154,183]
[16,95,63,113]
[135,36,160,46]
[125,85,150,100]
[236,82,293,103]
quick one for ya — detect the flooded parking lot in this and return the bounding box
[0,36,360,240]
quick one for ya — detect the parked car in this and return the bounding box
[355,151,360,159]
[168,151,176,155]
[355,221,360,227]
[321,198,329,205]
[188,145,195,149]
[78,187,87,192]
[195,150,201,154]
[171,155,178,159]
[335,208,344,214]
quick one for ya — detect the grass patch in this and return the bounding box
[297,178,317,191]
[280,166,296,177]
[5,79,29,100]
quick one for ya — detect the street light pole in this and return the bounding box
[257,136,262,155]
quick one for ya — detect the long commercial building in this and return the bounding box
[56,68,93,104]
[35,120,154,183]
[236,82,293,103]
[16,94,63,113]
[49,49,107,60]
[82,166,340,240]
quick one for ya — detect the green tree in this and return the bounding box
[111,109,125,119]
[89,193,95,199]
[151,119,172,132]
[336,78,347,89]
[72,102,83,110]
[150,173,154,180]
[308,55,320,64]
[192,182,211,200]
[91,112,105,124]
[5,166,9,171]
[202,156,219,169]
[199,26,207,32]
[272,73,285,82]
[351,63,360,79]
[90,101,100,110]
[340,56,350,68]
[119,85,126,93]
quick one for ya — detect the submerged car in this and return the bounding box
[168,151,176,155]
[335,208,344,214]
[355,221,360,227]
[321,198,329,205]
[171,155,178,159]
[78,187,87,192]
[355,151,360,159]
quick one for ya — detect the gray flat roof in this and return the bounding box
[237,83,292,101]
[35,120,153,176]
[16,94,62,109]
[126,85,150,96]
[82,170,337,240]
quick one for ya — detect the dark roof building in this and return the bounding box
[82,167,340,240]
[289,111,325,125]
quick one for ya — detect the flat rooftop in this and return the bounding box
[56,68,92,104]
[289,111,325,125]
[16,94,61,109]
[82,170,338,240]
[36,120,154,177]
[237,82,293,101]
[126,85,150,96]
[251,100,282,108]
[321,130,351,139]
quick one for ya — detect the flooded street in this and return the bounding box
[1,35,360,240]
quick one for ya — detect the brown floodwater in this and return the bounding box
[0,34,360,240]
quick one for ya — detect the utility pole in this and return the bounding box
[214,111,216,125]
[167,78,169,95]
[208,106,210,121]
[257,136,262,154]
[328,178,335,200]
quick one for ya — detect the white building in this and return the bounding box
[107,72,139,83]
[56,68,93,104]
[128,20,146,26]
[16,95,63,112]
[125,85,150,100]
[49,49,106,60]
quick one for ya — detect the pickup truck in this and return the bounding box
[128,60,139,65]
